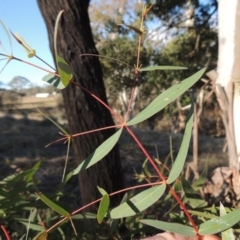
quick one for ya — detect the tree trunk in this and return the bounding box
[216,0,240,169]
[37,0,124,209]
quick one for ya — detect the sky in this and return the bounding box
[0,0,54,87]
[0,0,215,88]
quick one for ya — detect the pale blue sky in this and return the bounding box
[0,0,54,87]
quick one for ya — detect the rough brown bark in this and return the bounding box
[37,0,123,209]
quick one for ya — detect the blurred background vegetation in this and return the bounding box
[1,0,220,135]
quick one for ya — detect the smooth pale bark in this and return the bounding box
[216,0,240,168]
[232,2,240,165]
[37,0,124,209]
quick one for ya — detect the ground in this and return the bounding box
[0,108,231,239]
[0,108,227,195]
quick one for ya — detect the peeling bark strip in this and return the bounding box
[37,0,124,208]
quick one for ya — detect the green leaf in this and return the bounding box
[53,10,64,56]
[118,24,143,35]
[142,158,151,177]
[140,220,196,236]
[139,66,187,71]
[71,213,96,220]
[64,171,73,184]
[15,218,45,231]
[220,203,235,240]
[42,73,65,89]
[192,165,208,189]
[110,193,128,232]
[62,136,71,182]
[199,208,240,235]
[24,161,41,182]
[36,193,69,217]
[181,176,207,208]
[188,210,217,219]
[53,10,71,87]
[6,168,39,188]
[72,128,123,175]
[97,194,110,224]
[34,106,69,135]
[19,234,26,240]
[110,184,166,219]
[56,54,72,87]
[167,105,193,184]
[97,186,108,196]
[126,68,205,126]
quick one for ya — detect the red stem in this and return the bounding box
[1,225,11,240]
[70,80,124,124]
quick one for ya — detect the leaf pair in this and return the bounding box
[140,206,239,237]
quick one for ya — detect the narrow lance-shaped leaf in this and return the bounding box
[6,168,40,188]
[192,164,208,189]
[142,158,151,177]
[53,10,64,57]
[64,170,73,184]
[97,186,110,223]
[97,186,108,196]
[220,203,235,240]
[110,193,128,232]
[139,66,187,71]
[167,104,193,184]
[53,10,71,87]
[62,136,71,182]
[72,128,123,175]
[126,68,206,126]
[181,176,207,208]
[140,220,196,236]
[188,210,217,219]
[110,184,166,219]
[15,218,45,232]
[36,192,69,217]
[24,161,42,183]
[199,208,240,235]
[118,24,143,35]
[33,106,69,135]
[71,213,96,220]
[97,194,110,224]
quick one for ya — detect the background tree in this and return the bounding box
[37,0,124,208]
[0,80,5,89]
[145,0,218,85]
[89,0,218,116]
[8,76,32,94]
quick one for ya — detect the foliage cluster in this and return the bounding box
[0,3,237,240]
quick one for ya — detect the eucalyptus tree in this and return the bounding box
[37,0,124,208]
